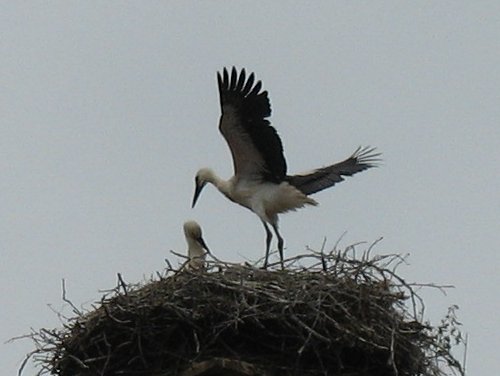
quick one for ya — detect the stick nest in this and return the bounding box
[26,247,465,376]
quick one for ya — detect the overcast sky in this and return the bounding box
[2,2,499,375]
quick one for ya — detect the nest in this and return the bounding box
[25,246,464,376]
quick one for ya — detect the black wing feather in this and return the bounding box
[286,147,381,195]
[218,67,286,181]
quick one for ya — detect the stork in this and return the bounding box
[192,67,380,268]
[183,220,210,270]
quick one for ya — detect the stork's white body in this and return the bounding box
[192,67,379,268]
[200,168,317,223]
[245,181,317,222]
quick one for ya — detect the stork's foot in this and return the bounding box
[277,236,284,270]
[262,246,271,269]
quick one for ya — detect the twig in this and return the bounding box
[61,279,81,316]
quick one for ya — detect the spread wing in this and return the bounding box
[287,146,381,195]
[217,67,287,182]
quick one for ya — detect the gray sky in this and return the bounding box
[2,2,499,374]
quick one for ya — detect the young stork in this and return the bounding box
[183,220,210,270]
[192,67,380,268]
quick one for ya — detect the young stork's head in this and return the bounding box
[183,220,210,254]
[183,220,210,270]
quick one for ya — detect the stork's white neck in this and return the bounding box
[201,168,232,198]
[187,238,204,258]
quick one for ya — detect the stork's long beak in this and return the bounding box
[191,181,204,208]
[197,235,210,254]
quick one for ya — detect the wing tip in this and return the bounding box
[352,146,383,167]
[218,66,264,96]
[217,67,271,118]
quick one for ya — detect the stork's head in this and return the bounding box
[183,220,210,253]
[192,168,215,208]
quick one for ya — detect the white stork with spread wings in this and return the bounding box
[192,67,380,268]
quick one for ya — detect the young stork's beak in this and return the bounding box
[196,234,210,254]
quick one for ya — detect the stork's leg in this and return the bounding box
[271,223,284,269]
[262,221,273,268]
